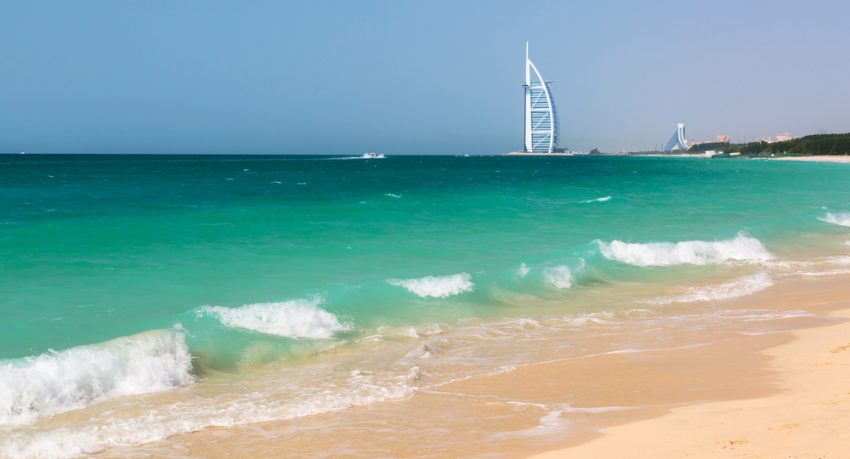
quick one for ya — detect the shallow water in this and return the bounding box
[1,154,850,456]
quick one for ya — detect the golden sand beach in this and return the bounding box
[532,291,850,458]
[97,271,850,458]
[769,155,850,164]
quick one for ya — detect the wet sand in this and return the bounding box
[97,273,850,458]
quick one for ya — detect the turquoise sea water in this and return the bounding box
[2,154,850,455]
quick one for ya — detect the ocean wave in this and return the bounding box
[596,232,773,267]
[387,273,474,298]
[819,212,850,227]
[1,367,420,459]
[543,265,574,289]
[516,263,530,278]
[580,195,612,203]
[650,273,774,304]
[0,329,192,426]
[201,297,350,339]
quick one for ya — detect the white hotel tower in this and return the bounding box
[523,42,559,153]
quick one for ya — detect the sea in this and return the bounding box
[1,154,849,457]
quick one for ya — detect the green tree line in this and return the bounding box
[692,133,850,156]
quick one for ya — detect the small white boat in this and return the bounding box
[362,152,385,159]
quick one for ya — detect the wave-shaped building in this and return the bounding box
[523,43,559,153]
[663,122,690,151]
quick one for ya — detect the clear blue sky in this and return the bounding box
[1,0,849,154]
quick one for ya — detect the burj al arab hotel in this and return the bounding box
[523,43,559,153]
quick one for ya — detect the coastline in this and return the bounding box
[768,155,850,163]
[97,273,850,458]
[504,152,850,164]
[531,307,850,458]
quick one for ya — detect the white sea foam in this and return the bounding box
[826,256,850,265]
[201,297,350,339]
[516,262,530,278]
[387,273,474,298]
[543,265,574,289]
[581,195,612,203]
[650,273,774,304]
[596,232,773,267]
[819,212,850,227]
[0,367,420,459]
[797,268,850,277]
[564,312,615,326]
[384,193,402,198]
[0,329,192,426]
[403,343,435,360]
[331,153,386,160]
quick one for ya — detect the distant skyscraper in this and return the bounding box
[663,122,690,151]
[523,43,559,153]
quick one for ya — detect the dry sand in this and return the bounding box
[768,155,850,163]
[531,308,850,458]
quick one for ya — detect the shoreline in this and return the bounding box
[97,273,850,458]
[767,155,850,163]
[531,307,850,458]
[504,152,850,164]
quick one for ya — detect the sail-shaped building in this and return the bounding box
[523,43,559,153]
[663,123,689,151]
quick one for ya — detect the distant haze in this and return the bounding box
[1,0,849,154]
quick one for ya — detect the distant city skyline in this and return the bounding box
[1,0,849,154]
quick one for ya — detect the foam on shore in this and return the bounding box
[0,367,420,459]
[650,273,774,304]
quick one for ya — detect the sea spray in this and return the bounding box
[200,297,350,339]
[543,266,574,289]
[819,212,850,227]
[596,232,773,267]
[516,263,530,278]
[0,329,192,426]
[580,195,612,203]
[387,273,474,298]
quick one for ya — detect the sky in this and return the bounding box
[1,0,849,154]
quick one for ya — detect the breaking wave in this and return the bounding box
[596,232,773,267]
[819,212,850,227]
[387,273,474,298]
[650,272,774,304]
[543,266,574,289]
[580,195,612,203]
[201,297,350,339]
[516,263,530,278]
[0,329,192,426]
